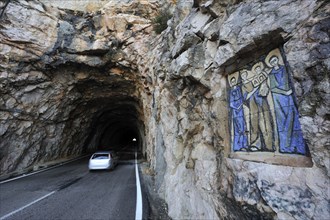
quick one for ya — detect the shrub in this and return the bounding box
[152,9,172,34]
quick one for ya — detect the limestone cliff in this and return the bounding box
[0,0,329,219]
[143,0,330,219]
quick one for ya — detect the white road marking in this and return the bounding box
[0,155,89,184]
[135,151,143,220]
[0,191,56,220]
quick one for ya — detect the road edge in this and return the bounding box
[0,155,90,184]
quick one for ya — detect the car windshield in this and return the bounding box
[92,154,109,159]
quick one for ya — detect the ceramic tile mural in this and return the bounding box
[228,48,307,155]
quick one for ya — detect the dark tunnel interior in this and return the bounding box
[82,100,145,160]
[100,125,139,150]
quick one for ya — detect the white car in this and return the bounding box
[88,151,118,171]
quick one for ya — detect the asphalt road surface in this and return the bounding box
[0,157,148,220]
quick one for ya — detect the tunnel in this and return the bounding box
[0,60,147,174]
[82,100,145,160]
[46,61,149,162]
[0,0,152,174]
[37,63,148,168]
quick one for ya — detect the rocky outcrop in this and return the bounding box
[142,0,329,219]
[39,0,108,12]
[0,0,329,219]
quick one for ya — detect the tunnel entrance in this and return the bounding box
[82,100,145,161]
[55,62,148,162]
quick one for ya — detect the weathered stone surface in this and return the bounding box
[227,159,329,220]
[142,0,329,219]
[0,0,329,219]
[0,0,148,175]
[40,0,108,12]
[0,1,58,67]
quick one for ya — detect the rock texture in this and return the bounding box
[0,0,329,219]
[0,0,154,174]
[141,0,330,219]
[39,0,108,12]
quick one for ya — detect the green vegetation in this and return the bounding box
[152,9,172,34]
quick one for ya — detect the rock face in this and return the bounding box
[141,0,329,219]
[39,0,108,12]
[0,0,329,219]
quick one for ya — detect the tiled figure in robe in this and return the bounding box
[229,75,248,151]
[240,70,253,147]
[266,49,306,154]
[248,63,274,151]
[240,65,274,152]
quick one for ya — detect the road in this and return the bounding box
[0,157,148,220]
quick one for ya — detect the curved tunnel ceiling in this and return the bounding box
[51,63,146,160]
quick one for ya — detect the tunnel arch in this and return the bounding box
[82,100,145,160]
